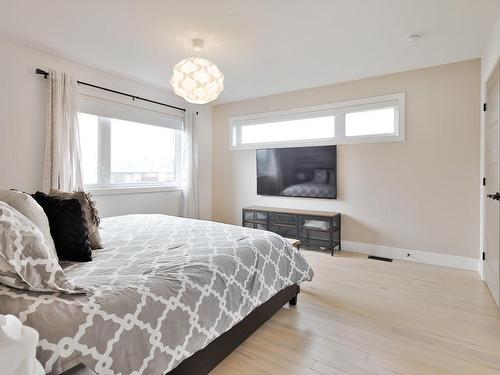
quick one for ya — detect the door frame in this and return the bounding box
[480,57,500,297]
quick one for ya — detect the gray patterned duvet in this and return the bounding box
[0,214,313,375]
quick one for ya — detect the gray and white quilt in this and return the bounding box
[0,214,314,375]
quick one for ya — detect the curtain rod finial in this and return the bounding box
[35,68,48,79]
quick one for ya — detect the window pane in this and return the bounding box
[110,119,177,185]
[345,107,395,137]
[240,116,335,144]
[78,113,98,185]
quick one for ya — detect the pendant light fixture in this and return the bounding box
[170,39,224,104]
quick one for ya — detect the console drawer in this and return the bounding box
[301,216,331,231]
[269,213,296,225]
[243,210,267,222]
[269,224,299,238]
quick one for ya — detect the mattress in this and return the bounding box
[0,214,314,375]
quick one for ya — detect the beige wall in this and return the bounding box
[212,60,480,259]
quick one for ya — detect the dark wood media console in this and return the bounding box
[242,206,341,255]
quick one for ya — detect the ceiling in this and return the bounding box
[1,0,499,104]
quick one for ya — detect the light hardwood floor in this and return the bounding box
[211,250,500,375]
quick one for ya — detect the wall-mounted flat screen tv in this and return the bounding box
[256,145,337,199]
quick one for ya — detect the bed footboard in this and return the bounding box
[168,283,300,375]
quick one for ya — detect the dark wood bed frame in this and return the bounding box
[168,284,300,374]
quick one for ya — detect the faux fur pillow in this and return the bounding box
[49,189,102,249]
[0,201,86,294]
[32,192,92,262]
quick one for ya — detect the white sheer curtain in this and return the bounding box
[42,70,84,192]
[180,109,199,219]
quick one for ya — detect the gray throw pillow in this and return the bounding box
[0,189,58,260]
[0,201,86,294]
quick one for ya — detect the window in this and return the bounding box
[345,107,395,137]
[230,93,405,149]
[78,97,183,189]
[240,116,335,145]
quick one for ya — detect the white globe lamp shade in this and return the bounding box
[170,57,224,104]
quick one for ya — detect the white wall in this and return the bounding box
[0,35,212,219]
[482,15,500,82]
[213,60,480,263]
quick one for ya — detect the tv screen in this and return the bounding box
[256,145,337,199]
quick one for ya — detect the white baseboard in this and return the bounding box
[342,240,479,272]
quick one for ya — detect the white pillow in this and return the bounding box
[0,201,86,294]
[0,190,58,260]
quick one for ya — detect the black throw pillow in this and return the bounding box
[32,191,92,262]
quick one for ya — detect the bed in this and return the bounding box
[280,181,336,198]
[0,214,314,375]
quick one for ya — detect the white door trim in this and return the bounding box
[481,60,500,307]
[480,56,500,281]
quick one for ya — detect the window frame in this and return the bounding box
[78,94,184,194]
[229,93,405,150]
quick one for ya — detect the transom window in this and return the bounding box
[78,96,182,189]
[240,116,335,145]
[230,93,405,149]
[345,107,396,137]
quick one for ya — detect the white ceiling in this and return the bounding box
[1,0,499,103]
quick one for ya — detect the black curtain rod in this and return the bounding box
[35,68,186,112]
